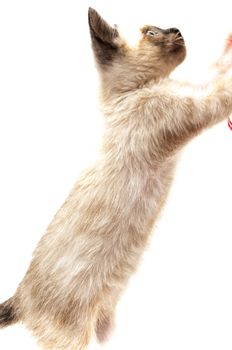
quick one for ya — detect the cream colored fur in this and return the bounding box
[1,8,232,350]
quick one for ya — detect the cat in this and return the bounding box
[1,7,232,350]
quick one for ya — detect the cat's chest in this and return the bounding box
[127,157,177,224]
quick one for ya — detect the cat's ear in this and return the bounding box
[88,8,124,65]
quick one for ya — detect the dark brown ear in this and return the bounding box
[88,8,121,65]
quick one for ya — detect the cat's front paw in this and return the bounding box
[223,36,232,79]
[215,34,232,75]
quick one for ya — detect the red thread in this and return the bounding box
[228,117,232,130]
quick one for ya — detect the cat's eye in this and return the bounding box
[146,30,159,36]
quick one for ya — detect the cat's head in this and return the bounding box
[88,8,186,93]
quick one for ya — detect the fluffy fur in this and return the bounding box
[1,7,232,350]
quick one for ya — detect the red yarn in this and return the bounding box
[228,117,232,130]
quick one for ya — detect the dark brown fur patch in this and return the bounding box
[0,298,18,328]
[88,8,120,65]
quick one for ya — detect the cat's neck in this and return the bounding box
[99,67,169,101]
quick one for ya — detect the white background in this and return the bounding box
[0,1,232,349]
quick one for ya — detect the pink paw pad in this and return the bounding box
[224,35,232,52]
[227,35,232,45]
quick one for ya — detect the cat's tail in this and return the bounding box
[0,297,19,328]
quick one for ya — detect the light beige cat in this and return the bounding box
[1,7,232,350]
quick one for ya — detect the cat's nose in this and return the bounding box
[166,27,182,37]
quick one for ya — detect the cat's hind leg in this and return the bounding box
[95,306,116,343]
